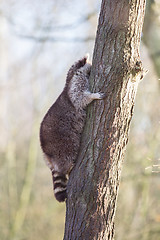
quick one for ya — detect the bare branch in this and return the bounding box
[14,33,95,43]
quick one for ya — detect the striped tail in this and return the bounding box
[51,170,68,202]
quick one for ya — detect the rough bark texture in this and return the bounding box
[64,0,146,239]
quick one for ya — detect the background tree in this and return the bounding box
[143,0,160,79]
[64,0,146,239]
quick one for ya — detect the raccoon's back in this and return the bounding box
[40,92,86,160]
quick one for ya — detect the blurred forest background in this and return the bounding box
[0,0,160,240]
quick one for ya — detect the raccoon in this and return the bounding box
[40,55,104,202]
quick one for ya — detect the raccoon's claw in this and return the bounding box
[97,92,107,99]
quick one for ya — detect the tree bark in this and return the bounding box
[64,0,146,239]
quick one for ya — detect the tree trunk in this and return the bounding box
[143,0,160,79]
[64,0,146,239]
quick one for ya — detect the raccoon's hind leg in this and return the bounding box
[51,170,68,202]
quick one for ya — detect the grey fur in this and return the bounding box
[40,56,104,202]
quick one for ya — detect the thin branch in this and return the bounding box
[3,10,96,33]
[15,33,95,43]
[40,11,97,32]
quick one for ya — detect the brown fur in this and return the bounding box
[40,56,104,202]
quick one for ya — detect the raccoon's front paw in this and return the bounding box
[94,92,107,100]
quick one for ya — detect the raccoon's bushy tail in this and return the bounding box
[51,170,68,202]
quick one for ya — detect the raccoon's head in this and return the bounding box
[66,55,90,85]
